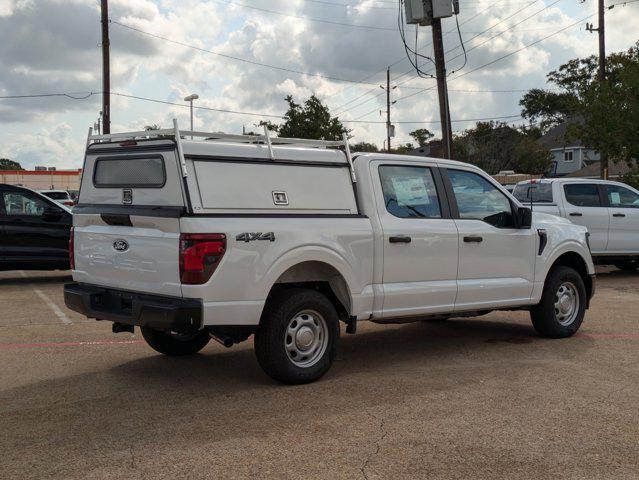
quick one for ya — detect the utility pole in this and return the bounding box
[597,0,607,180]
[101,0,111,134]
[386,68,392,152]
[586,0,607,179]
[431,17,454,159]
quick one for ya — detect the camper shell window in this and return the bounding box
[93,156,166,188]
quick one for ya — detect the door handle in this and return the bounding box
[463,236,483,243]
[569,212,583,217]
[613,213,626,218]
[389,236,412,244]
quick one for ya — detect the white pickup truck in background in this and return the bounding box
[513,179,639,271]
[64,123,595,384]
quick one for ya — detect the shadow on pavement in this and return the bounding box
[0,273,72,286]
[0,316,598,476]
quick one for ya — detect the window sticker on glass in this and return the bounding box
[610,192,621,205]
[391,176,430,206]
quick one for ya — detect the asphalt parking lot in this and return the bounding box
[1,269,638,479]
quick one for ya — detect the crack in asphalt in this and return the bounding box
[360,412,388,480]
[129,445,136,469]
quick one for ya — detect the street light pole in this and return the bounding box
[184,94,199,138]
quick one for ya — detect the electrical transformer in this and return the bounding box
[404,0,455,26]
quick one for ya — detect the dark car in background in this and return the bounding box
[39,189,75,207]
[0,184,72,271]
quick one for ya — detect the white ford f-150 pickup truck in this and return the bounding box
[64,123,596,384]
[513,178,639,271]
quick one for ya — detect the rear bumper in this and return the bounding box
[64,283,202,331]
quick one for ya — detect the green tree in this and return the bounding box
[454,121,523,174]
[351,142,379,152]
[454,122,550,175]
[520,42,639,166]
[621,170,639,190]
[262,95,349,140]
[0,158,23,170]
[578,45,639,166]
[390,143,415,154]
[514,136,553,175]
[409,128,434,147]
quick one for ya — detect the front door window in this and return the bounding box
[3,192,49,216]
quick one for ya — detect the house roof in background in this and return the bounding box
[538,121,586,150]
[565,161,635,178]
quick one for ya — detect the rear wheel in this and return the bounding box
[614,259,638,272]
[141,326,210,356]
[530,266,586,338]
[254,288,340,384]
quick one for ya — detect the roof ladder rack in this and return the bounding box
[85,118,357,182]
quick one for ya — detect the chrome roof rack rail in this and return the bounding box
[86,119,356,182]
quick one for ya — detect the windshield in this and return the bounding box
[513,183,554,203]
[43,192,70,200]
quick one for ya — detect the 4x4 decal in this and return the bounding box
[236,232,276,243]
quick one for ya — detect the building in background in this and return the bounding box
[0,169,82,192]
[539,122,600,177]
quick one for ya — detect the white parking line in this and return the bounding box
[19,271,73,325]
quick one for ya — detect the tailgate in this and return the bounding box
[73,140,187,296]
[73,215,183,297]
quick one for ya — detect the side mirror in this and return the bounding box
[516,206,532,229]
[42,207,62,222]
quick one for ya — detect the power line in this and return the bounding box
[300,0,396,10]
[337,0,544,115]
[342,114,524,124]
[0,90,529,127]
[393,10,597,106]
[385,0,567,104]
[110,20,383,86]
[0,92,97,100]
[110,92,286,118]
[331,3,494,111]
[210,0,397,31]
[451,12,599,81]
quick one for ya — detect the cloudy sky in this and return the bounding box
[0,0,637,169]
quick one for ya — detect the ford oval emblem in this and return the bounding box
[113,239,129,252]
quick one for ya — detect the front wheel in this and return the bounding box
[530,266,587,338]
[254,288,340,384]
[141,326,210,356]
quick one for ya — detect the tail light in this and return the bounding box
[180,233,226,285]
[69,227,75,270]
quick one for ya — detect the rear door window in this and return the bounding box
[564,184,601,207]
[379,165,442,219]
[513,183,554,203]
[94,156,165,188]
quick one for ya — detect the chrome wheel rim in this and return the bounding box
[554,281,579,326]
[285,309,328,368]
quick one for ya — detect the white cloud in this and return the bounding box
[0,123,84,169]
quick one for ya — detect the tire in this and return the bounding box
[614,259,638,272]
[141,326,210,356]
[530,266,587,338]
[254,288,340,384]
